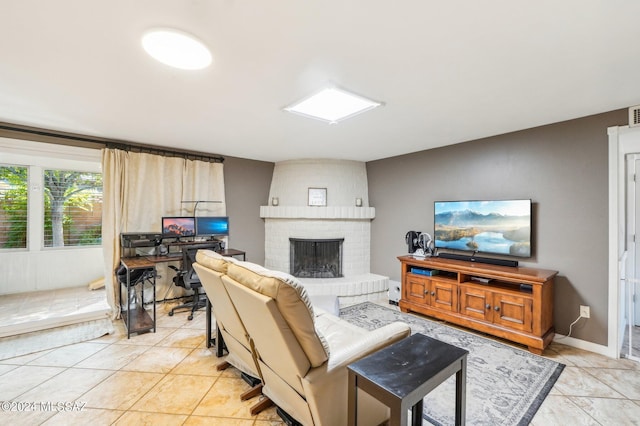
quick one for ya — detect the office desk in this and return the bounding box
[217,248,246,260]
[141,239,225,264]
[137,245,246,356]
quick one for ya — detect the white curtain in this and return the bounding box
[101,148,225,317]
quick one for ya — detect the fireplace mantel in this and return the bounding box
[260,206,375,220]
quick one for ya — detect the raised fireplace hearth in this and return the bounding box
[290,238,343,278]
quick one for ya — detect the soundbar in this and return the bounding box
[437,252,519,267]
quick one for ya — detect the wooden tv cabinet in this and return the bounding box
[398,255,557,354]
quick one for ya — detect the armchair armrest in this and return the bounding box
[301,322,410,426]
[305,321,410,383]
[326,322,411,371]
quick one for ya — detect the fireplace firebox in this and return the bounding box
[290,238,343,278]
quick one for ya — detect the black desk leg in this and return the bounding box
[216,326,225,357]
[206,298,213,348]
[206,297,226,357]
[126,269,131,339]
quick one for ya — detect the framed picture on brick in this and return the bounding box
[308,187,327,206]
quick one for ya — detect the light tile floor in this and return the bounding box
[0,300,639,424]
[0,308,283,425]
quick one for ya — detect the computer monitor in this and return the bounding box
[162,216,196,238]
[196,216,229,237]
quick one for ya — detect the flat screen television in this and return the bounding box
[162,216,196,238]
[196,216,229,237]
[434,199,532,258]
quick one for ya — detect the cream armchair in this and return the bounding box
[193,251,259,378]
[213,258,411,426]
[193,251,273,414]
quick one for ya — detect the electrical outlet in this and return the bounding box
[580,305,590,318]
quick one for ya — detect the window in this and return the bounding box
[43,170,102,247]
[0,165,102,249]
[0,165,28,248]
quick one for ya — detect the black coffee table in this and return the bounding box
[347,333,468,426]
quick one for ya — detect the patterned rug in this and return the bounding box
[340,302,564,426]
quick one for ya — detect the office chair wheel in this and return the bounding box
[188,314,194,321]
[168,311,174,317]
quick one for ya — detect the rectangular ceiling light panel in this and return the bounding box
[285,87,381,124]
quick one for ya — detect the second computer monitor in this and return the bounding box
[196,216,229,237]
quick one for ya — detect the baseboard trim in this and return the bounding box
[553,334,613,357]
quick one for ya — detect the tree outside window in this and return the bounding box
[0,166,28,248]
[0,166,102,248]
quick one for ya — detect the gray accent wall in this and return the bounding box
[367,109,628,346]
[223,156,274,265]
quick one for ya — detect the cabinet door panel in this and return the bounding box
[431,281,458,313]
[492,293,533,332]
[406,275,429,304]
[459,285,492,321]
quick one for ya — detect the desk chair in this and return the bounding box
[168,243,219,320]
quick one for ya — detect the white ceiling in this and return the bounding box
[1,1,639,162]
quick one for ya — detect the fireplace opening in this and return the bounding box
[290,238,344,278]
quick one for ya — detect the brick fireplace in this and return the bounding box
[259,159,389,305]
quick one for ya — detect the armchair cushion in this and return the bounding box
[226,261,330,367]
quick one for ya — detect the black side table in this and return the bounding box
[347,333,468,426]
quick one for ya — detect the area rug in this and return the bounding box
[340,302,564,426]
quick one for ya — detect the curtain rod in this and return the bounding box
[0,122,224,163]
[105,142,224,163]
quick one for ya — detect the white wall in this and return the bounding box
[1,248,104,294]
[267,159,369,207]
[0,138,104,295]
[369,109,628,349]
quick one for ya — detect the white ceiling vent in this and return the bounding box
[630,105,640,127]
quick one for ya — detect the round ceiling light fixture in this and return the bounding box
[142,28,212,70]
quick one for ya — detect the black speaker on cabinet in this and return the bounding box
[437,252,472,261]
[437,252,519,268]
